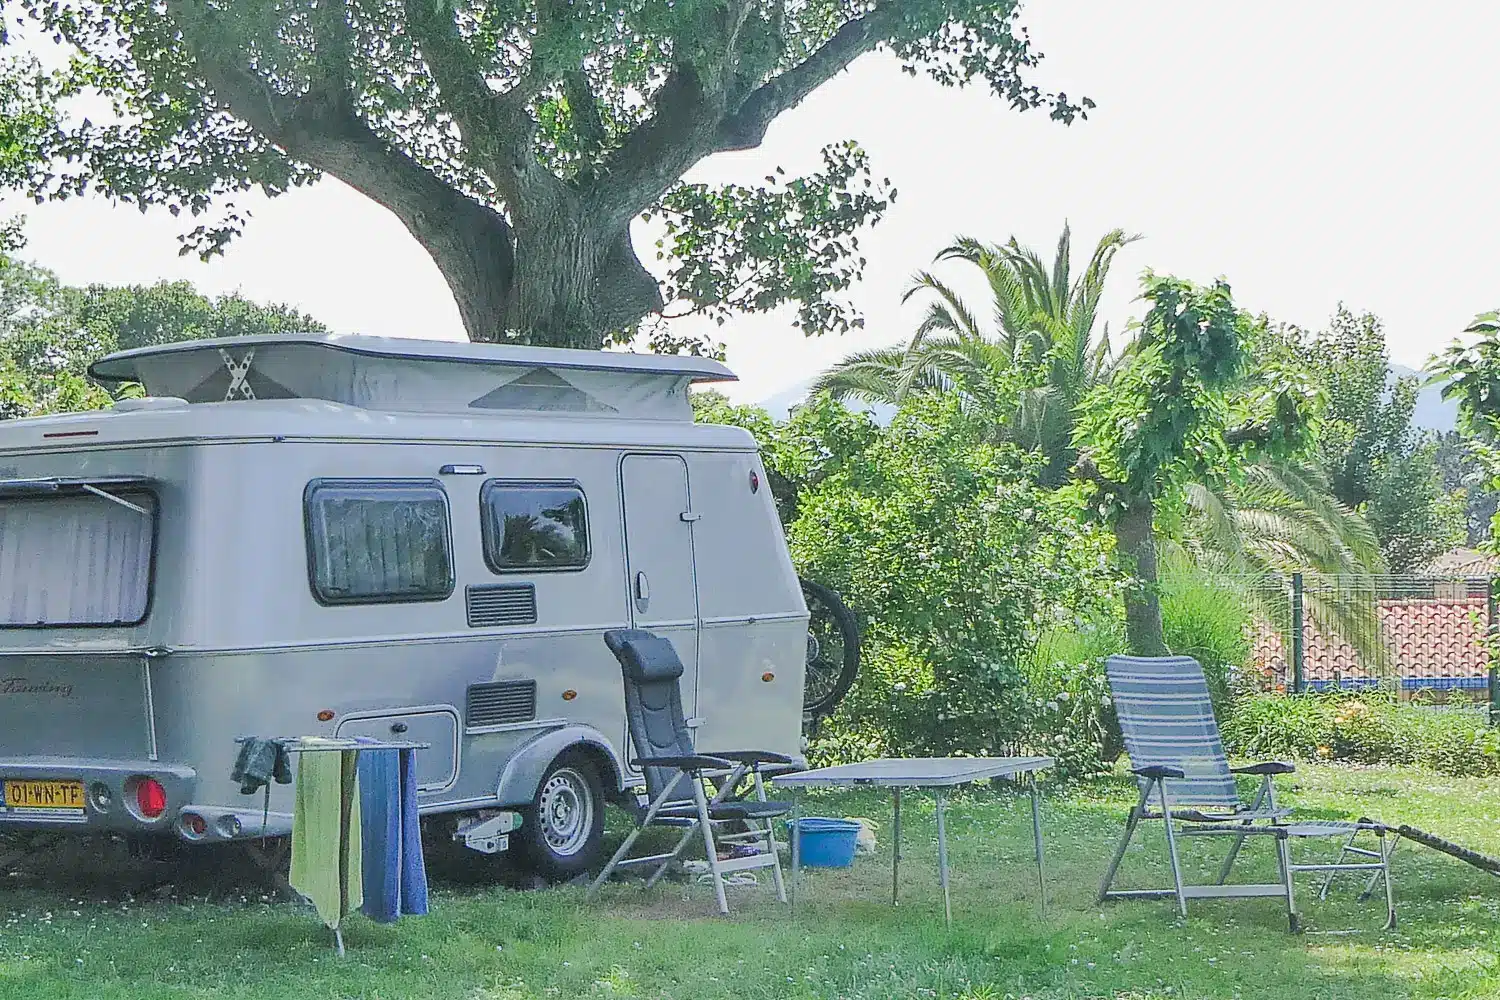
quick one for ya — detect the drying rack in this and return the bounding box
[234,735,431,955]
[236,735,432,753]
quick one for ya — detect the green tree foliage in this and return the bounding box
[0,242,114,418]
[1432,430,1496,548]
[816,225,1383,656]
[1430,309,1500,546]
[1074,272,1319,656]
[0,58,54,188]
[697,390,1120,769]
[691,388,881,525]
[1268,308,1464,571]
[3,0,1091,351]
[0,250,327,419]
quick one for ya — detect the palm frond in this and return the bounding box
[1051,222,1072,316]
[810,346,912,404]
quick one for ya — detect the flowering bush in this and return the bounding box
[1223,692,1500,777]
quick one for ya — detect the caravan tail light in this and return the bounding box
[134,777,167,819]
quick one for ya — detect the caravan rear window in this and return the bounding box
[0,491,157,627]
[304,480,454,604]
[481,481,590,572]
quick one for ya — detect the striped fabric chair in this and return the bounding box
[1099,655,1396,932]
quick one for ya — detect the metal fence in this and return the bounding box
[1244,573,1499,723]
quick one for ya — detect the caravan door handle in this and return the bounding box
[634,571,650,602]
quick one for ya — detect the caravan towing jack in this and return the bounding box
[455,811,523,854]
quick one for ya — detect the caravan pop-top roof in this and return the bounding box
[89,333,736,420]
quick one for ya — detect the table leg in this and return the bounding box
[891,787,902,907]
[1028,771,1046,916]
[791,795,801,912]
[936,790,952,929]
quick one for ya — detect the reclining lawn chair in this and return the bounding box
[586,629,797,915]
[1098,655,1396,931]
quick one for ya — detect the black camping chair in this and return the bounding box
[587,629,798,915]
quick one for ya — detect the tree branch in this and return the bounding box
[168,2,519,340]
[1074,450,1128,497]
[563,69,608,158]
[402,0,551,204]
[717,5,897,151]
[1224,422,1272,447]
[588,3,895,231]
[587,62,727,230]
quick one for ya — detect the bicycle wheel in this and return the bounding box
[800,577,861,716]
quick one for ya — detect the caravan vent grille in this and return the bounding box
[466,584,537,627]
[466,680,537,727]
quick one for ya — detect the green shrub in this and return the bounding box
[1021,622,1124,778]
[1222,692,1500,777]
[792,395,1123,772]
[1020,564,1252,774]
[1158,554,1252,713]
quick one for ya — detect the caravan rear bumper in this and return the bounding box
[0,756,195,834]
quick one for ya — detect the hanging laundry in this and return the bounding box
[289,747,363,931]
[357,746,430,923]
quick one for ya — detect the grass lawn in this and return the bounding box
[2,763,1498,999]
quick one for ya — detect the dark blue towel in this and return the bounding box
[357,746,430,923]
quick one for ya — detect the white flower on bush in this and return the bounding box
[1057,691,1070,702]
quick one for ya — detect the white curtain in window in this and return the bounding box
[0,493,155,626]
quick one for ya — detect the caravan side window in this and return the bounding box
[304,479,454,604]
[481,481,590,572]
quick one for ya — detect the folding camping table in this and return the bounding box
[775,756,1054,928]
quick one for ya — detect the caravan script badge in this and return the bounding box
[0,678,74,698]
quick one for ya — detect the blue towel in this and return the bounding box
[356,746,430,923]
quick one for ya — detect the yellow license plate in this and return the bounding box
[4,780,85,812]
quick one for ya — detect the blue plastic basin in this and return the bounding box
[787,817,861,868]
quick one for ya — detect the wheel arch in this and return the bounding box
[494,725,625,808]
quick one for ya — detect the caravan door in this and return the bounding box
[620,455,700,719]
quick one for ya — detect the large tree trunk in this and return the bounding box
[1114,494,1168,657]
[495,208,663,348]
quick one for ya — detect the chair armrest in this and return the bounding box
[702,749,799,766]
[1230,761,1296,776]
[1132,765,1186,780]
[631,754,734,771]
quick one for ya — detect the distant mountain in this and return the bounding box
[760,366,1460,434]
[1394,364,1458,434]
[758,376,895,424]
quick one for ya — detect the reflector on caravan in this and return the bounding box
[89,333,736,420]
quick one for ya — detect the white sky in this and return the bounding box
[4,1,1496,403]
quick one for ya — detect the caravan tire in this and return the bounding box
[517,752,605,881]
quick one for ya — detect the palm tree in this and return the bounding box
[1177,459,1391,670]
[816,222,1388,661]
[814,223,1137,485]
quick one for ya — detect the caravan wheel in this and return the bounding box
[517,753,605,880]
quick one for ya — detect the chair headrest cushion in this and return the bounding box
[603,629,685,683]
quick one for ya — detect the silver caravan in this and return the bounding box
[0,334,807,877]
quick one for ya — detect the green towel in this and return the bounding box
[289,749,363,930]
